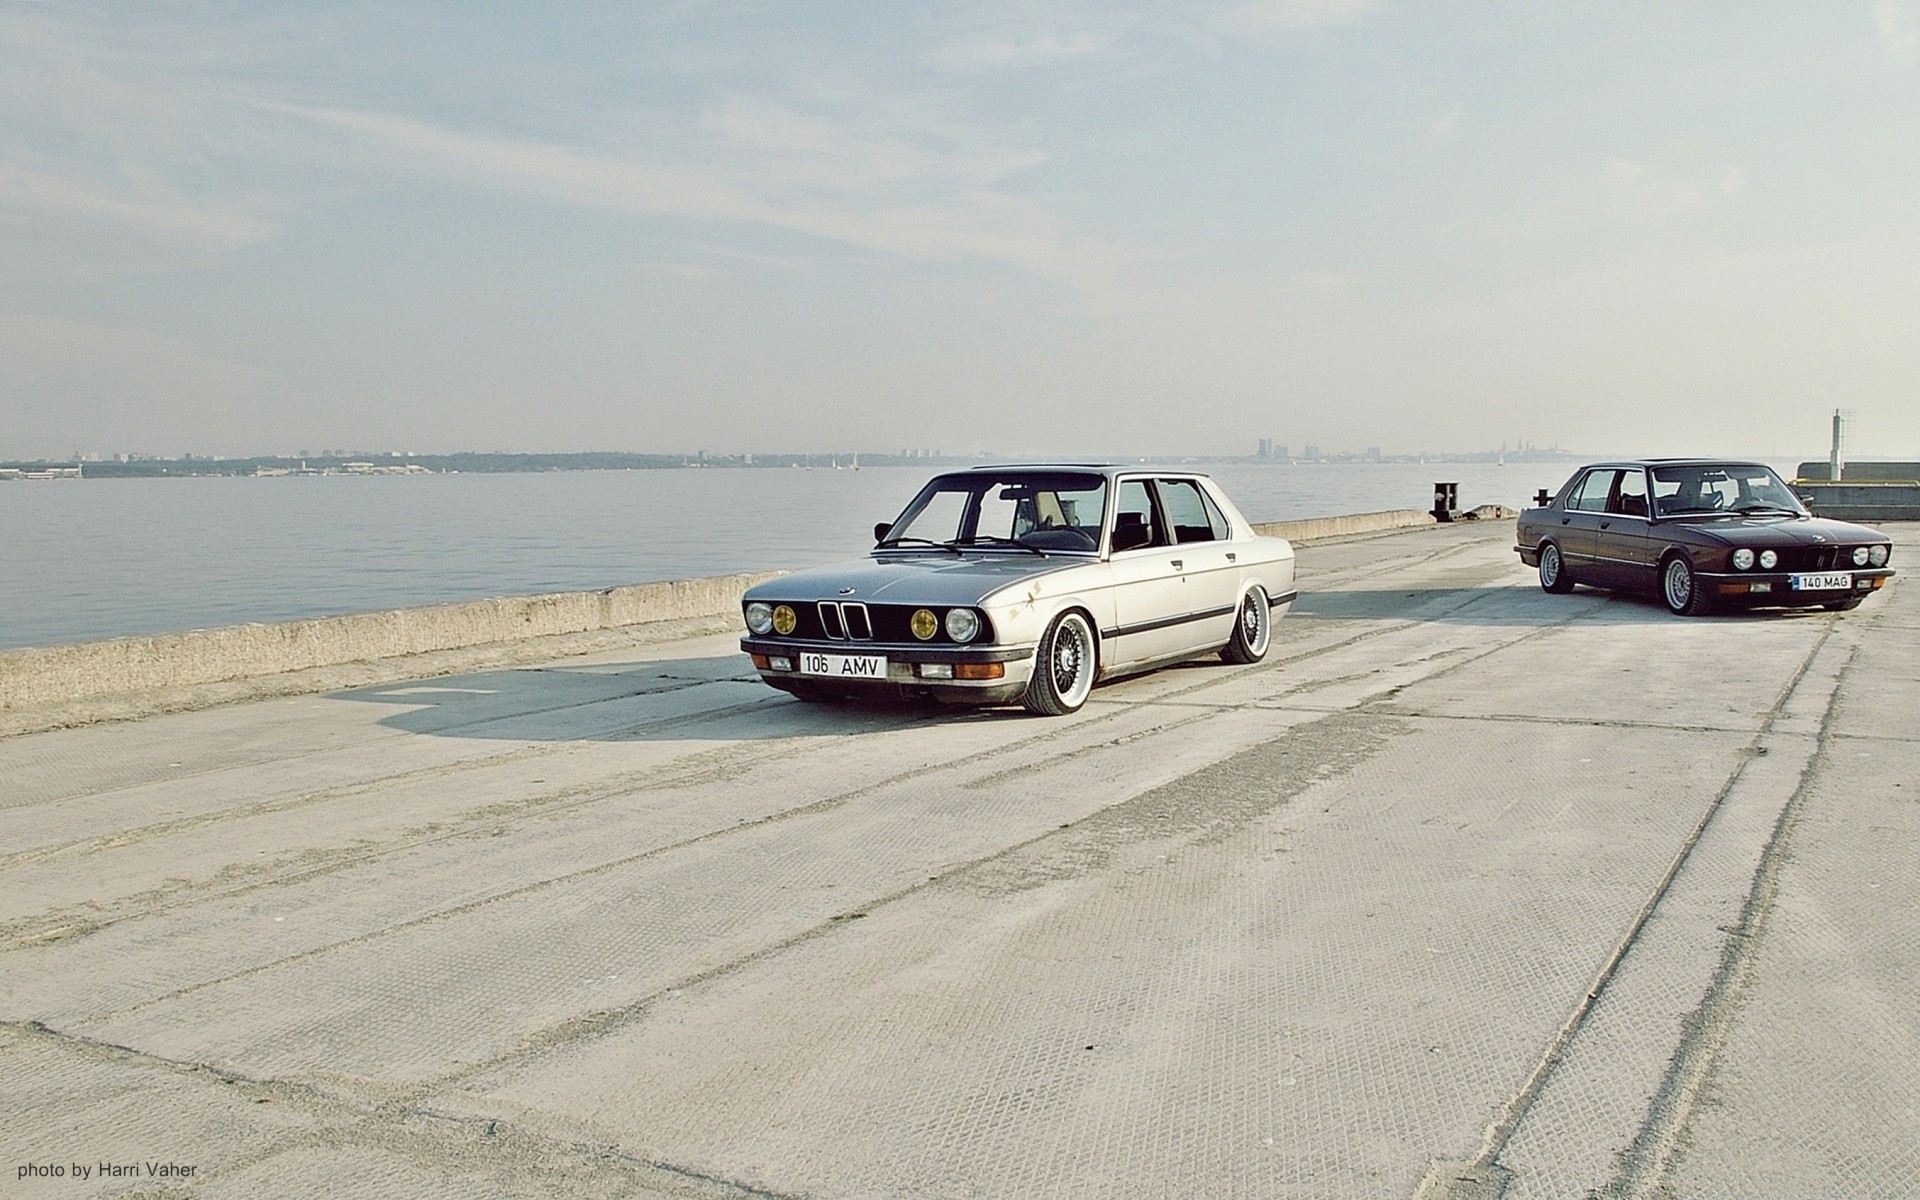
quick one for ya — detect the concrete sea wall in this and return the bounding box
[1251,508,1436,544]
[0,508,1455,728]
[0,572,782,716]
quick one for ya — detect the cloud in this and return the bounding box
[1217,0,1380,35]
[634,261,713,281]
[929,29,1120,72]
[0,161,279,248]
[1877,0,1918,59]
[1596,158,1744,218]
[272,102,1131,295]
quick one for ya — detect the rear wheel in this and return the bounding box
[1023,612,1097,715]
[1538,542,1574,594]
[1662,555,1715,616]
[1221,586,1271,664]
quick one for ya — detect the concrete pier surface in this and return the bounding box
[3,520,1914,1198]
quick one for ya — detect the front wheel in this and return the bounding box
[1220,585,1271,663]
[1023,612,1097,715]
[1538,542,1574,594]
[1662,556,1715,616]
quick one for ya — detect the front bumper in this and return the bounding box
[1701,568,1893,604]
[739,636,1037,704]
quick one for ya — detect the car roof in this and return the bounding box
[1574,459,1779,471]
[959,463,1212,480]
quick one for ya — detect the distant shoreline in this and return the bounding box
[0,449,1593,480]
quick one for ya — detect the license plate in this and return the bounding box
[1790,572,1850,591]
[797,652,887,679]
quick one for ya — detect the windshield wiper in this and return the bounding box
[877,537,963,555]
[951,535,1047,557]
[1731,504,1802,515]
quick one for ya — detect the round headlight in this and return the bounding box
[1759,549,1778,569]
[1853,546,1871,567]
[1732,549,1755,570]
[910,608,938,640]
[1870,544,1890,567]
[945,608,981,643]
[745,602,774,634]
[772,604,798,635]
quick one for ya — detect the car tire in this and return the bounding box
[1023,611,1097,716]
[1823,596,1864,612]
[1661,555,1715,616]
[1538,542,1574,594]
[1220,585,1272,664]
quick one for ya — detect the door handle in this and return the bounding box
[1225,552,1237,562]
[1170,559,1183,569]
[1561,517,1571,525]
[1600,521,1611,529]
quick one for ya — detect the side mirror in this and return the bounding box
[874,521,892,544]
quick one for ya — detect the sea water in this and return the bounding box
[0,461,1571,650]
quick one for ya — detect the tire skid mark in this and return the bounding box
[1,1019,795,1199]
[60,701,1216,1020]
[1601,636,1871,1195]
[0,690,783,875]
[1415,621,1840,1197]
[0,671,738,816]
[417,612,1585,1097]
[5,559,1541,947]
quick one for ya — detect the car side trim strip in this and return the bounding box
[1100,604,1237,641]
[1269,589,1299,605]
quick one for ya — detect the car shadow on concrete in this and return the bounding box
[1287,585,1839,626]
[327,655,1023,742]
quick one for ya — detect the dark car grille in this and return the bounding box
[1770,546,1858,572]
[755,601,992,644]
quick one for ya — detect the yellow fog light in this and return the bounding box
[772,604,797,635]
[910,608,938,640]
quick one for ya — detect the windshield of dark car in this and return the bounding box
[883,473,1108,552]
[1651,464,1806,516]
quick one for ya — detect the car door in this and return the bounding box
[1596,466,1657,590]
[1556,468,1616,580]
[1156,477,1241,649]
[1103,478,1191,666]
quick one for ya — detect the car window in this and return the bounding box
[885,473,1107,550]
[891,488,970,543]
[977,480,1106,549]
[1570,470,1617,512]
[1608,470,1648,518]
[1198,485,1232,539]
[1651,464,1805,515]
[1159,479,1220,544]
[1112,480,1166,552]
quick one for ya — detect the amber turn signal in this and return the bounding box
[954,662,1004,680]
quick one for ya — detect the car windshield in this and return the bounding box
[882,472,1108,553]
[1651,464,1807,516]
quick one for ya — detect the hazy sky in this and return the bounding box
[4,2,1917,460]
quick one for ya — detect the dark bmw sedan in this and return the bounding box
[1516,460,1894,615]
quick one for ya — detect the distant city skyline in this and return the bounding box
[4,4,1918,461]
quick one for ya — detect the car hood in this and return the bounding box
[745,553,1088,607]
[1666,513,1890,547]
